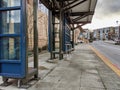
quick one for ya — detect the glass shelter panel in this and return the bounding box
[0,0,20,7]
[0,37,20,60]
[0,0,28,78]
[0,10,20,34]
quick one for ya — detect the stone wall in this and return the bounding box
[38,11,48,51]
[27,0,34,51]
[74,29,80,44]
[27,0,48,52]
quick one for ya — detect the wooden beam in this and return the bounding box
[73,24,84,30]
[70,21,91,24]
[70,11,94,16]
[72,14,90,22]
[40,0,52,10]
[64,0,87,11]
[63,0,79,9]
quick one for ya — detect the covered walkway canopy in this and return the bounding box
[40,0,97,29]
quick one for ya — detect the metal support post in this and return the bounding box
[59,4,64,60]
[119,26,120,44]
[49,11,53,59]
[119,26,120,38]
[52,15,56,59]
[72,30,75,49]
[33,0,38,78]
[23,0,28,78]
[49,11,55,59]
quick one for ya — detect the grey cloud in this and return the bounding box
[102,0,120,14]
[94,0,120,19]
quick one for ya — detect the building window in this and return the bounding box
[103,30,104,33]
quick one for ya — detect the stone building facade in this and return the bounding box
[27,0,48,52]
[93,26,120,40]
[74,29,80,44]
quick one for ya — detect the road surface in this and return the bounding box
[91,41,120,69]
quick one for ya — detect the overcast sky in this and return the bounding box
[83,0,120,30]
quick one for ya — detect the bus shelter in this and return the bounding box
[40,0,97,59]
[0,0,97,87]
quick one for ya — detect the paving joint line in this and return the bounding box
[95,67,107,90]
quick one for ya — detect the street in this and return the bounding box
[91,41,120,69]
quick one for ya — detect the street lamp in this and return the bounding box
[116,21,120,44]
[116,21,120,38]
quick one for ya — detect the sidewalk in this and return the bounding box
[0,53,58,90]
[29,44,120,90]
[104,40,116,45]
[0,44,120,90]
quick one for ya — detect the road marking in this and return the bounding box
[89,45,120,77]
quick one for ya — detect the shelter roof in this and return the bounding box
[40,0,97,25]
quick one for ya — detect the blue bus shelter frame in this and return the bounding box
[48,10,74,60]
[63,18,73,53]
[0,0,26,79]
[0,0,39,87]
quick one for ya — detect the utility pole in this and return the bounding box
[118,25,120,39]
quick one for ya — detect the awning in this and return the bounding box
[68,0,97,24]
[40,0,97,25]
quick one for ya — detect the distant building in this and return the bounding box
[103,27,109,40]
[93,30,98,40]
[83,29,90,40]
[93,26,119,40]
[114,26,120,38]
[74,28,80,44]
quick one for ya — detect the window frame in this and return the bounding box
[0,1,22,62]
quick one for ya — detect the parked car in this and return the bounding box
[114,37,120,45]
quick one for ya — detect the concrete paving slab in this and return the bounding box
[81,79,104,88]
[80,87,105,90]
[55,84,80,90]
[103,82,120,89]
[43,75,61,83]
